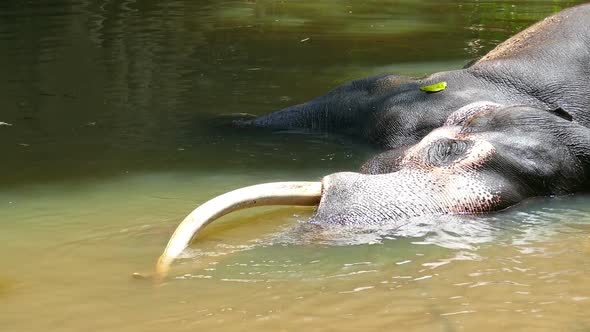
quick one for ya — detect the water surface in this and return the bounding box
[1,0,589,331]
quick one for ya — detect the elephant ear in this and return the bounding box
[561,123,590,189]
[444,101,504,126]
[547,107,573,122]
[564,123,590,168]
[530,106,590,176]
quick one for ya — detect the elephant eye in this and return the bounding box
[426,138,473,166]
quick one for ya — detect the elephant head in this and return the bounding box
[155,104,590,279]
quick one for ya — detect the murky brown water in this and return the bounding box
[1,0,589,331]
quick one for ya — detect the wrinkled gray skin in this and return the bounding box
[312,105,590,225]
[238,4,590,149]
[234,4,590,223]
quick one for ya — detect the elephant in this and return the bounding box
[155,104,590,279]
[152,4,590,279]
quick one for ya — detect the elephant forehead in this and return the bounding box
[445,101,504,126]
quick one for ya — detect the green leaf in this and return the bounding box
[420,81,447,93]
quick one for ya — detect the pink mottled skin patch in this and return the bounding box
[400,125,502,214]
[444,101,504,127]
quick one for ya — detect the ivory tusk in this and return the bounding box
[155,181,322,282]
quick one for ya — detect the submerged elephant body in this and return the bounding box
[154,4,590,278]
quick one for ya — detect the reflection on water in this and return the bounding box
[1,0,589,331]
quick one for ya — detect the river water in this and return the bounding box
[1,0,589,331]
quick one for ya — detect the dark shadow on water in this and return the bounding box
[1,109,380,189]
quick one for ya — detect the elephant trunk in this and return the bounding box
[155,182,322,282]
[311,171,515,226]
